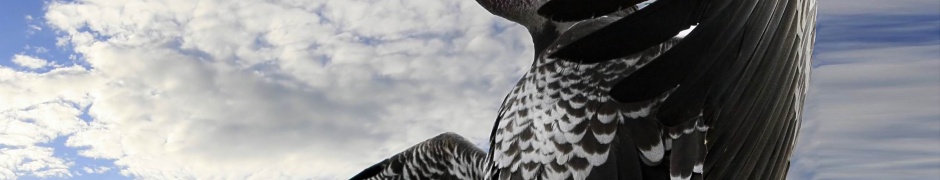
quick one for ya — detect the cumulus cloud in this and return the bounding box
[10,54,51,69]
[2,0,531,179]
[0,58,99,180]
[0,146,73,178]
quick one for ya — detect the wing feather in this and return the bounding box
[543,0,816,179]
[356,0,816,179]
[351,133,487,180]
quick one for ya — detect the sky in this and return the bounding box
[0,0,936,179]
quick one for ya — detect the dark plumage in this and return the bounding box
[537,0,648,21]
[351,133,488,180]
[352,0,816,179]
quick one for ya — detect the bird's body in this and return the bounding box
[352,0,816,179]
[489,17,686,179]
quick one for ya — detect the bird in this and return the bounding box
[351,0,817,179]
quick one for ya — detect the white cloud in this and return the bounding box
[0,146,73,179]
[11,54,51,69]
[2,0,533,179]
[0,90,90,179]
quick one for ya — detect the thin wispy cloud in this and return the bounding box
[789,0,940,179]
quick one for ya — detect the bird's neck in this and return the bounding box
[528,22,560,57]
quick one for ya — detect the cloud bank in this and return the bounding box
[3,0,532,178]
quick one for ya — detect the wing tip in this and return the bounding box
[349,158,390,180]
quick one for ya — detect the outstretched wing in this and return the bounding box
[351,133,488,180]
[542,0,817,179]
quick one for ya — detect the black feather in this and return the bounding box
[537,0,646,22]
[548,0,709,63]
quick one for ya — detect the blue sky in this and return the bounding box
[0,0,937,179]
[787,2,940,178]
[1,1,80,71]
[2,1,123,179]
[0,0,45,67]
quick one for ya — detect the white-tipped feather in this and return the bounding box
[671,174,692,180]
[693,163,703,173]
[640,140,665,164]
[594,131,616,144]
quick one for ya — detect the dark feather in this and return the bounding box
[544,0,815,178]
[537,0,646,22]
[548,0,709,63]
[350,133,487,180]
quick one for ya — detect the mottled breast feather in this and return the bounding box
[488,16,684,179]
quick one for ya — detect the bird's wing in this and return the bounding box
[537,0,647,22]
[485,11,687,179]
[545,0,708,63]
[543,0,817,179]
[350,132,488,180]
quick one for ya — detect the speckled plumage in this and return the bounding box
[489,31,683,179]
[352,0,816,179]
[352,133,489,180]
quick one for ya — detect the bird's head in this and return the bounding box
[474,0,640,55]
[475,0,550,29]
[475,0,569,55]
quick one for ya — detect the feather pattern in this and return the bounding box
[351,133,488,180]
[490,34,681,179]
[352,0,816,179]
